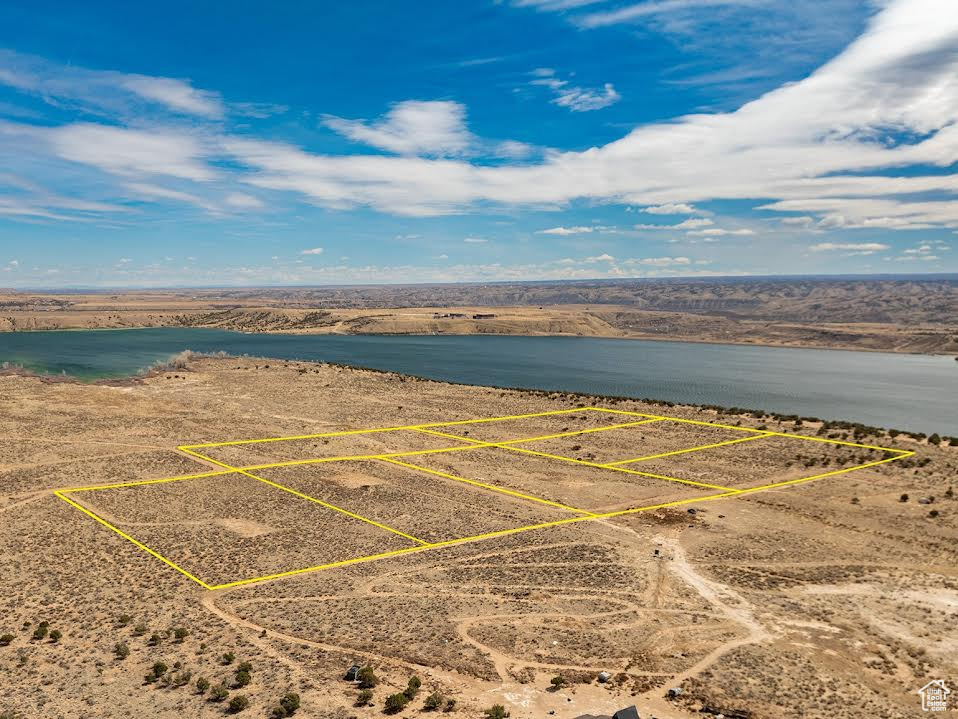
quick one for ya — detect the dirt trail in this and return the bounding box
[661,536,770,685]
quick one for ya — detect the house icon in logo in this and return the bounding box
[918,680,950,712]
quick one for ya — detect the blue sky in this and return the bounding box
[0,0,956,287]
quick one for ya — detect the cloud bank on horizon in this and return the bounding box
[0,0,955,286]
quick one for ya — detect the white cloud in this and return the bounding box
[224,192,264,209]
[585,252,616,262]
[529,69,621,112]
[624,256,692,266]
[642,203,698,215]
[124,182,220,213]
[0,50,224,118]
[323,100,473,157]
[463,237,488,243]
[634,218,713,230]
[300,247,324,255]
[687,228,754,236]
[537,225,594,235]
[4,0,958,239]
[49,123,214,181]
[576,0,762,29]
[118,75,223,118]
[809,242,890,252]
[222,0,958,223]
[780,215,815,227]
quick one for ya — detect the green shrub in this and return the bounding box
[900,493,909,502]
[147,632,162,646]
[0,634,14,647]
[32,625,48,641]
[279,693,301,715]
[114,642,130,659]
[355,689,373,707]
[484,705,508,719]
[424,692,444,710]
[384,693,410,714]
[209,683,229,702]
[357,666,378,689]
[237,660,253,673]
[133,623,147,636]
[550,676,566,689]
[173,627,189,642]
[233,669,251,688]
[49,630,62,643]
[271,708,288,719]
[152,661,168,676]
[228,694,250,713]
[404,675,422,699]
[221,651,235,665]
[195,677,210,694]
[118,614,133,627]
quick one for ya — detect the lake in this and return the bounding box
[2,328,955,434]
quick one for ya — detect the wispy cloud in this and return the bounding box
[300,247,324,255]
[537,225,595,235]
[529,68,620,112]
[809,242,890,252]
[642,203,698,215]
[0,49,224,119]
[323,100,474,157]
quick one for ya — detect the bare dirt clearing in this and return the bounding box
[0,358,955,718]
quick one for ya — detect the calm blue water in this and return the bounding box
[1,328,955,434]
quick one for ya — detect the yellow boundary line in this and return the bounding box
[587,407,909,454]
[602,433,774,466]
[181,419,664,474]
[54,405,914,590]
[378,457,598,516]
[205,450,913,590]
[414,428,735,491]
[178,448,429,546]
[53,490,213,590]
[180,408,593,449]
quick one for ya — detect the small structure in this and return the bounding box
[472,313,496,319]
[344,664,361,682]
[598,671,612,683]
[612,706,640,719]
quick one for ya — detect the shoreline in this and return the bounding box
[3,324,956,358]
[2,352,952,440]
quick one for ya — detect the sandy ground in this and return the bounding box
[0,357,956,718]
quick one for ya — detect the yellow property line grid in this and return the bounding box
[54,406,914,590]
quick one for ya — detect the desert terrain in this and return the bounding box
[0,356,955,718]
[2,277,958,354]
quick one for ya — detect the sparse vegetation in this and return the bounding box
[384,693,410,714]
[403,676,422,699]
[357,665,378,689]
[228,694,250,713]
